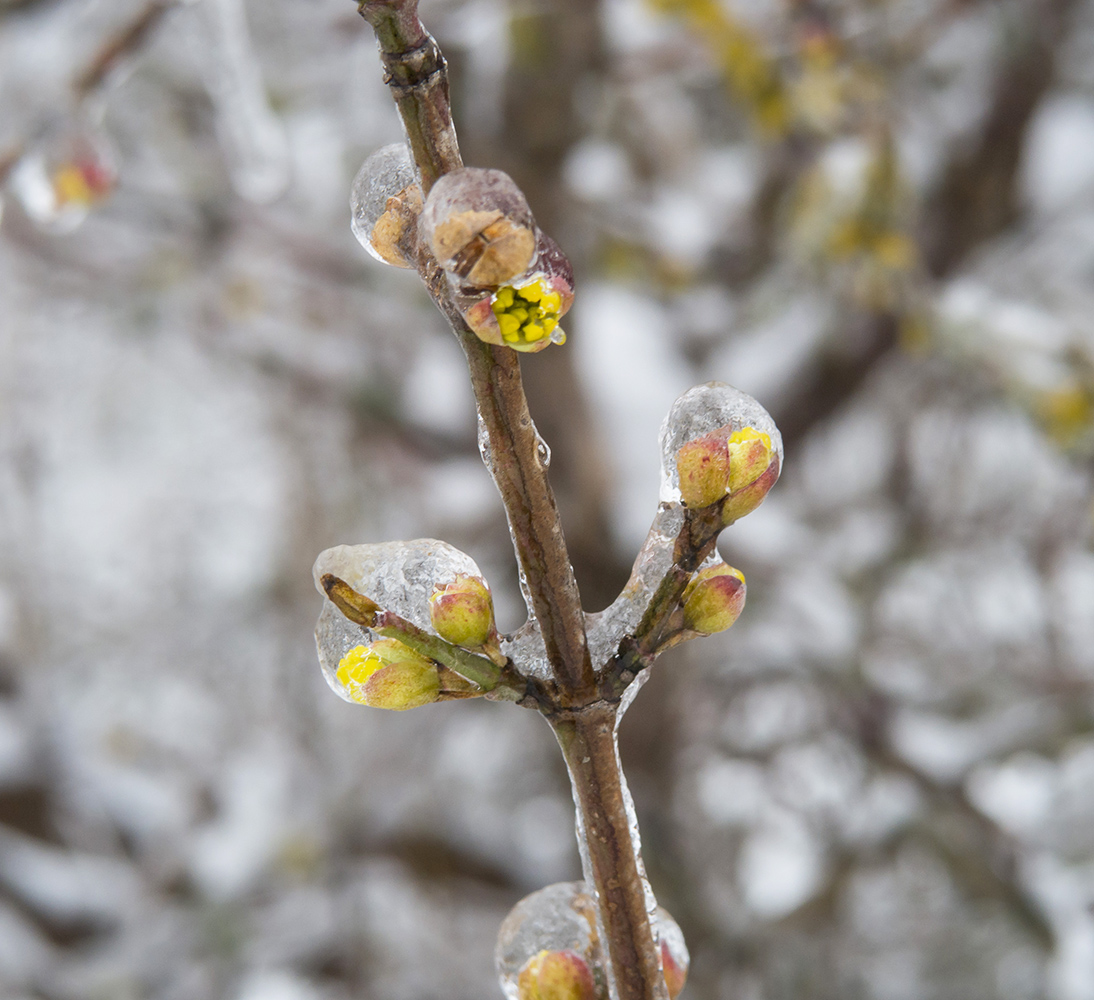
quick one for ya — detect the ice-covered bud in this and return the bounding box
[676,431,730,508]
[682,563,746,634]
[727,426,775,492]
[517,950,597,1000]
[9,122,117,234]
[496,882,604,1000]
[351,143,423,268]
[461,232,575,352]
[419,167,537,287]
[661,942,686,999]
[661,383,782,521]
[721,453,780,525]
[430,573,495,648]
[656,908,689,999]
[335,638,440,710]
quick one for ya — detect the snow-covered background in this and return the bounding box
[2,0,1094,997]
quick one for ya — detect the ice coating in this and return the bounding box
[350,142,419,265]
[557,714,660,1000]
[658,382,782,504]
[585,505,685,669]
[315,600,372,703]
[495,881,603,1000]
[312,539,487,698]
[655,906,689,991]
[500,620,552,682]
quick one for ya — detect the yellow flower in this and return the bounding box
[490,279,566,351]
[336,639,440,710]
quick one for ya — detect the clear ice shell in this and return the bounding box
[8,122,117,234]
[658,382,783,504]
[351,143,417,264]
[312,539,488,702]
[585,504,685,671]
[655,906,689,985]
[495,881,602,1000]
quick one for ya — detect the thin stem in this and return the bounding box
[357,0,461,194]
[461,332,596,702]
[359,0,595,703]
[551,705,669,1000]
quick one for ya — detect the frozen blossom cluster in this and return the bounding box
[2,0,1094,998]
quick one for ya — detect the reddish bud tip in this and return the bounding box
[661,940,687,999]
[676,432,731,508]
[429,574,495,648]
[682,564,746,635]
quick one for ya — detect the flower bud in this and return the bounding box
[351,143,423,268]
[682,564,746,634]
[430,574,495,648]
[335,638,440,710]
[721,453,780,525]
[517,950,597,1000]
[420,167,536,288]
[727,426,775,492]
[676,431,730,508]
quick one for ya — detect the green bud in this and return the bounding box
[682,564,746,634]
[676,431,731,508]
[429,574,495,648]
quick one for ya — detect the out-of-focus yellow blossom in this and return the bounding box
[648,0,789,134]
[1038,383,1094,448]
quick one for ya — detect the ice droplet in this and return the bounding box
[495,881,603,1000]
[312,539,487,701]
[536,433,551,468]
[8,121,117,234]
[350,142,418,264]
[658,382,782,504]
[201,0,290,203]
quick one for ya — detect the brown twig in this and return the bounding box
[355,2,667,996]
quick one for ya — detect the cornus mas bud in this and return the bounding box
[336,638,440,710]
[462,233,575,353]
[682,563,746,634]
[420,167,536,287]
[676,431,730,508]
[351,143,423,268]
[517,950,598,1000]
[662,382,782,520]
[429,573,495,648]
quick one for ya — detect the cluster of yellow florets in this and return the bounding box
[491,280,565,349]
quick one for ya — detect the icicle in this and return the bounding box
[200,0,290,203]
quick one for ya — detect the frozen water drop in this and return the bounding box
[536,434,551,468]
[8,121,117,234]
[312,539,488,695]
[351,143,420,267]
[550,327,567,345]
[496,881,603,1000]
[658,382,782,504]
